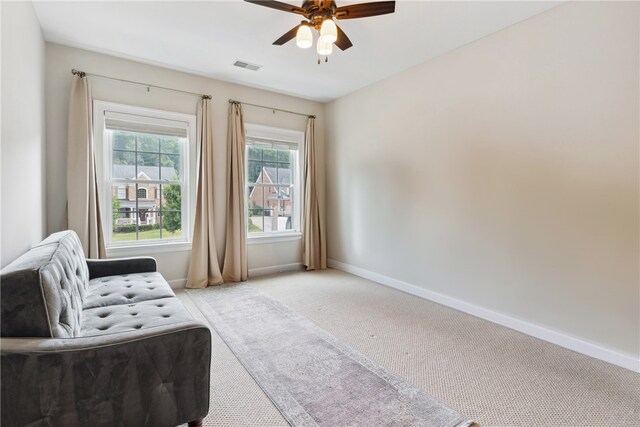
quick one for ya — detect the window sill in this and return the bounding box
[106,241,192,257]
[248,232,302,245]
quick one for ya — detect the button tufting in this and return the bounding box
[126,285,132,288]
[134,325,143,329]
[162,314,170,318]
[131,312,138,316]
[98,326,109,331]
[157,304,165,307]
[99,313,110,318]
[100,293,109,297]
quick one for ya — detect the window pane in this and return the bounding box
[138,134,159,153]
[113,210,138,242]
[112,151,136,179]
[263,162,277,184]
[248,145,262,161]
[160,136,181,154]
[248,160,262,183]
[161,210,182,239]
[160,184,182,238]
[137,152,160,168]
[248,184,263,233]
[113,131,136,151]
[277,163,292,185]
[277,149,291,164]
[160,154,180,180]
[262,148,277,162]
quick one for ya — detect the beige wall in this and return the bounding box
[1,2,46,267]
[325,2,639,358]
[46,43,325,281]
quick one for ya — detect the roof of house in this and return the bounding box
[113,165,179,181]
[262,167,291,185]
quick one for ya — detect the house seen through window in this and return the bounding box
[95,102,193,248]
[246,124,303,236]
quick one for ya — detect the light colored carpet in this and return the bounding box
[177,269,640,426]
[188,284,474,427]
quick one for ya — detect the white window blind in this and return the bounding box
[245,136,299,151]
[104,111,188,138]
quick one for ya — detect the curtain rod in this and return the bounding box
[71,69,211,100]
[229,99,316,119]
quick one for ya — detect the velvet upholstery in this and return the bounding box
[1,231,211,427]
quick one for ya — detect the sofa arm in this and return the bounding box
[1,321,211,427]
[86,257,157,279]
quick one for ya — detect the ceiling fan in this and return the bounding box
[245,0,396,62]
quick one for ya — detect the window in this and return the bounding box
[94,101,195,250]
[137,188,148,199]
[117,186,127,199]
[245,124,303,238]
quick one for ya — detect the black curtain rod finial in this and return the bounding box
[202,95,212,100]
[71,68,86,78]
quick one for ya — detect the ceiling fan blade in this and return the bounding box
[273,24,302,45]
[334,24,353,51]
[334,1,395,20]
[244,0,306,16]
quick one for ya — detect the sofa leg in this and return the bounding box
[188,419,203,427]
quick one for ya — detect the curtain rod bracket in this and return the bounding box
[71,68,86,78]
[202,95,212,100]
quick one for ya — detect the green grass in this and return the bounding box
[248,222,262,233]
[113,228,182,241]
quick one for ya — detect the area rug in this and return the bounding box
[187,284,475,427]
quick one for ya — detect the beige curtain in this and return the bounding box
[67,74,106,258]
[302,117,326,270]
[187,98,224,288]
[221,102,248,282]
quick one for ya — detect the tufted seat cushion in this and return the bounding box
[83,272,175,310]
[81,297,194,337]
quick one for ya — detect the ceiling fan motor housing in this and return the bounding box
[301,0,337,29]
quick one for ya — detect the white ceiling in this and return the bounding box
[33,1,560,102]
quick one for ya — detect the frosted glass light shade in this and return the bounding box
[296,25,313,48]
[316,38,333,55]
[320,19,337,43]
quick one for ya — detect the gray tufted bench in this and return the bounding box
[0,230,211,427]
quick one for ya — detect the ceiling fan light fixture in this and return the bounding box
[317,38,333,56]
[319,18,337,44]
[295,24,313,48]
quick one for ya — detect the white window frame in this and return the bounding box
[245,123,304,244]
[94,101,196,256]
[117,186,127,199]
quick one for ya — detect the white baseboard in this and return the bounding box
[168,278,187,289]
[327,258,640,373]
[249,262,305,278]
[167,262,304,288]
